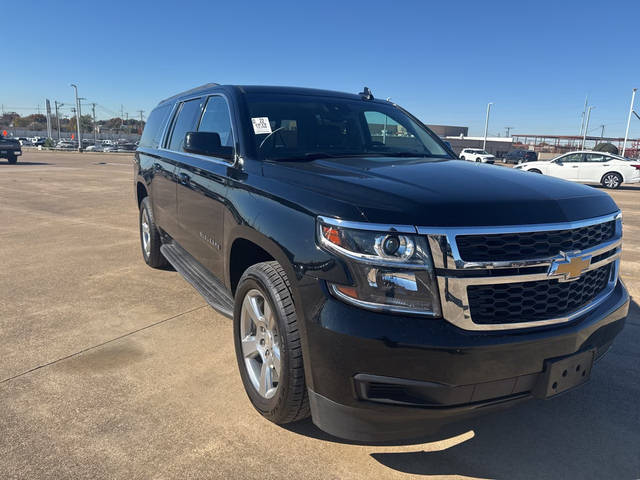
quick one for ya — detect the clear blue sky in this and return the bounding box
[2,0,638,137]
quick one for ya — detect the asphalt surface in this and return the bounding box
[1,151,638,480]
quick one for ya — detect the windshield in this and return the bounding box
[244,93,451,161]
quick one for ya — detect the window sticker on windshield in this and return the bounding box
[251,117,272,135]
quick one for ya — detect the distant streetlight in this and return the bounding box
[70,84,82,151]
[622,88,637,158]
[581,106,594,149]
[483,102,493,150]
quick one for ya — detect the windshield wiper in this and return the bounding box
[270,152,363,161]
[373,151,431,157]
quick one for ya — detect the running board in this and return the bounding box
[160,242,234,318]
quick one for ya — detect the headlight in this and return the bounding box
[317,217,441,316]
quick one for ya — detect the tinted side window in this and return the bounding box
[139,104,171,149]
[198,96,234,147]
[168,98,204,151]
[585,153,608,162]
[561,153,583,162]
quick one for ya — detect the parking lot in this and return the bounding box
[1,151,638,479]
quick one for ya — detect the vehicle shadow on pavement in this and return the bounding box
[0,161,52,166]
[289,300,640,479]
[594,184,640,192]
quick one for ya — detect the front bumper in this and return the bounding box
[0,149,21,157]
[298,278,629,441]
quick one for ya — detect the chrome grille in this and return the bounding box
[467,264,612,325]
[421,212,622,331]
[456,220,616,262]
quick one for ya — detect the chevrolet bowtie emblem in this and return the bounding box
[548,252,591,282]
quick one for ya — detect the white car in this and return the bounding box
[515,150,640,189]
[459,148,495,163]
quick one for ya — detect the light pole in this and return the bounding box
[581,106,594,149]
[622,88,637,158]
[483,102,493,151]
[70,84,82,151]
[54,101,63,141]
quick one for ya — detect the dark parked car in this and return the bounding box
[0,134,22,163]
[504,149,538,164]
[134,84,628,441]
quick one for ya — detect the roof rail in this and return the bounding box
[159,83,220,104]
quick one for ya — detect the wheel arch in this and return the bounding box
[226,226,296,296]
[136,181,148,208]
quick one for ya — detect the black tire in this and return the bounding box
[529,169,542,174]
[7,155,17,164]
[601,172,622,189]
[139,197,167,268]
[460,155,466,161]
[476,157,482,162]
[234,261,309,424]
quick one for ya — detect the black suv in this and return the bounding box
[504,149,538,164]
[0,134,22,163]
[134,84,628,441]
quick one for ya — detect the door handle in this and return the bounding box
[179,172,191,184]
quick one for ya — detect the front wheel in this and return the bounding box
[529,169,542,174]
[476,157,482,162]
[601,172,622,189]
[7,155,17,164]
[234,261,309,424]
[460,155,466,161]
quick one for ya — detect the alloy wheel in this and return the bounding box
[141,208,151,257]
[603,174,620,189]
[240,289,281,399]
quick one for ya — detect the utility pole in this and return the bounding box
[582,106,594,149]
[91,103,97,146]
[137,110,144,134]
[70,84,82,151]
[505,126,513,137]
[125,112,129,135]
[483,102,493,151]
[622,88,637,158]
[54,101,63,140]
[121,105,124,130]
[599,124,605,141]
[579,95,588,137]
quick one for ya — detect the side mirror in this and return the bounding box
[184,131,234,160]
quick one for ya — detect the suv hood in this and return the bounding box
[263,157,618,227]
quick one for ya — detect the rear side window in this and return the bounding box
[139,104,171,149]
[167,98,204,151]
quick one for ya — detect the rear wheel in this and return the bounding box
[476,157,482,162]
[7,155,17,164]
[529,169,542,174]
[234,261,309,424]
[460,155,466,160]
[139,197,167,268]
[601,172,622,189]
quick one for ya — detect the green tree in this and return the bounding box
[593,143,619,155]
